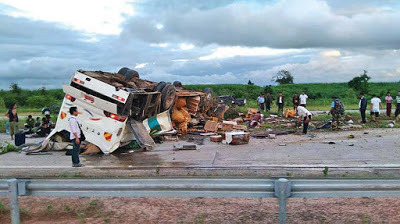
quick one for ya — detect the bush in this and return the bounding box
[0,97,4,109]
[26,95,59,108]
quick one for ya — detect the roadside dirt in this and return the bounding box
[1,197,400,223]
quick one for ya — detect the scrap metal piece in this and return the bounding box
[127,119,155,150]
[173,144,197,151]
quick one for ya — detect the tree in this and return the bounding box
[348,70,371,93]
[39,86,47,95]
[9,83,21,94]
[264,85,274,94]
[273,70,294,85]
[247,80,254,85]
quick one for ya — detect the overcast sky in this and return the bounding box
[0,0,399,89]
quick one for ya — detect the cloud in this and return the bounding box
[1,0,400,91]
[1,0,136,34]
[123,0,400,49]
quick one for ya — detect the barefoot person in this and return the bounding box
[69,107,84,167]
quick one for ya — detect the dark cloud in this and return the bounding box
[1,0,400,90]
[123,0,400,49]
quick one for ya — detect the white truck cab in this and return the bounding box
[51,70,166,154]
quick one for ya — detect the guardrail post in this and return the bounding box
[8,179,20,224]
[275,178,291,224]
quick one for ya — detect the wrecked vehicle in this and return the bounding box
[47,68,179,154]
[217,95,247,106]
[43,68,214,154]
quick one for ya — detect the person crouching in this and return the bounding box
[297,106,312,135]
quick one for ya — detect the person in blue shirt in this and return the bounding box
[257,93,265,112]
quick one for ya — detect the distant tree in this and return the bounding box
[247,80,254,85]
[39,86,47,95]
[264,85,274,94]
[9,83,21,94]
[273,70,294,85]
[348,70,371,93]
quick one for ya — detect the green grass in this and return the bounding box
[0,108,42,116]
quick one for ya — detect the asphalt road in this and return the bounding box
[1,128,400,178]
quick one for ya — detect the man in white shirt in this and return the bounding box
[370,94,382,122]
[69,107,83,167]
[297,106,312,135]
[299,91,308,107]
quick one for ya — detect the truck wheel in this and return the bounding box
[173,81,182,87]
[118,67,129,75]
[153,82,166,92]
[124,69,139,81]
[161,84,176,111]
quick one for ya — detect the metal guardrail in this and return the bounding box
[2,178,400,224]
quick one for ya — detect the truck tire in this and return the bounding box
[118,67,129,75]
[173,81,182,87]
[124,69,139,81]
[161,84,176,111]
[153,82,166,92]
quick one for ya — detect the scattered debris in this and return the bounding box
[210,135,223,142]
[173,144,197,151]
[279,143,287,146]
[268,134,276,139]
[387,121,395,128]
[204,120,219,132]
[223,132,250,145]
[283,109,296,118]
[80,143,101,155]
[348,143,354,146]
[348,134,355,139]
[162,136,179,142]
[200,133,217,136]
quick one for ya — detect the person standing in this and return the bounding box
[370,94,382,122]
[257,93,265,112]
[277,93,284,116]
[69,107,84,167]
[395,91,400,118]
[329,97,344,130]
[5,104,18,140]
[385,92,393,117]
[292,93,299,110]
[265,93,272,112]
[299,91,308,107]
[297,106,312,135]
[359,93,367,124]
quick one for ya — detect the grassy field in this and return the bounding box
[185,82,399,109]
[0,108,42,116]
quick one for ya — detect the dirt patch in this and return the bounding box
[1,197,400,223]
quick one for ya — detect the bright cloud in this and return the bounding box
[2,0,136,34]
[199,46,301,60]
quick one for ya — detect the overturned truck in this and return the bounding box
[45,68,212,154]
